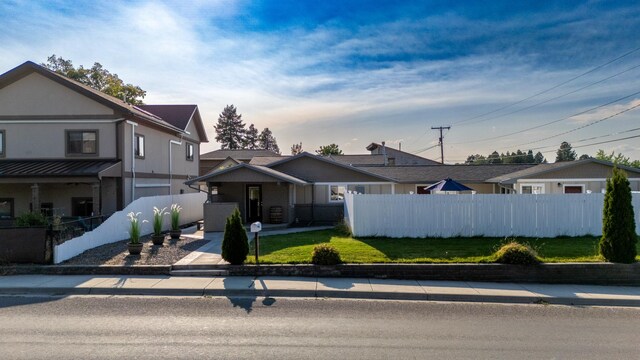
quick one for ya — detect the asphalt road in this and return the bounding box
[1,295,639,359]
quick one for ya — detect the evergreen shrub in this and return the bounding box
[221,208,249,265]
[599,167,637,263]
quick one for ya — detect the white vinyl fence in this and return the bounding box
[344,193,640,238]
[54,192,206,264]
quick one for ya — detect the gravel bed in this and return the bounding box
[62,235,210,266]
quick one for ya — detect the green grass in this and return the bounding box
[246,229,640,264]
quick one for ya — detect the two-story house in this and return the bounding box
[0,61,208,219]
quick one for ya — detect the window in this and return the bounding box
[186,143,194,161]
[0,130,5,157]
[0,198,14,219]
[66,130,97,155]
[329,185,346,202]
[72,197,93,217]
[134,134,145,158]
[563,185,584,194]
[520,184,544,194]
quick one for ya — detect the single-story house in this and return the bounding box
[189,147,640,227]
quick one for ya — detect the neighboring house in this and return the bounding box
[486,158,640,194]
[366,141,442,165]
[189,146,638,226]
[199,149,280,176]
[0,61,208,219]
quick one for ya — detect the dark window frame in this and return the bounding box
[134,133,145,159]
[65,130,99,157]
[186,143,195,161]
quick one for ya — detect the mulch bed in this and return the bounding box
[61,235,209,266]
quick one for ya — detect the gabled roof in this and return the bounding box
[329,154,386,166]
[137,104,208,142]
[486,158,640,184]
[359,164,536,183]
[0,159,121,178]
[249,156,289,166]
[365,142,441,165]
[185,162,308,185]
[0,61,190,135]
[200,149,281,160]
[266,152,397,182]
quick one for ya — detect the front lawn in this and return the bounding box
[246,229,640,264]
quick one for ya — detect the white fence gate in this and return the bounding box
[344,193,640,238]
[54,192,206,264]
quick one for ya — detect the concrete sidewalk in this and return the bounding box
[1,274,639,307]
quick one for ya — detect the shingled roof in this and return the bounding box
[201,149,281,160]
[358,164,537,183]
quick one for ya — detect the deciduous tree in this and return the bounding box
[42,55,146,105]
[316,143,343,156]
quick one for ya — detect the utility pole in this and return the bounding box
[431,126,451,164]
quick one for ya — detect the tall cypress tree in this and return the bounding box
[214,105,246,149]
[599,167,637,263]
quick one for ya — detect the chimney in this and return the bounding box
[399,142,401,151]
[381,141,388,166]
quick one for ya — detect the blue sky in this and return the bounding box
[1,0,640,162]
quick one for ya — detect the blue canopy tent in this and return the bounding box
[424,178,474,194]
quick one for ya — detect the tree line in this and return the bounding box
[214,105,280,153]
[465,141,639,167]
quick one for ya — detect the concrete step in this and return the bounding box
[170,269,229,277]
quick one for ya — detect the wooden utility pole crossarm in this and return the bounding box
[431,126,451,164]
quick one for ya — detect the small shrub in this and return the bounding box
[221,208,249,265]
[311,244,342,265]
[15,212,47,227]
[493,241,540,265]
[334,220,352,237]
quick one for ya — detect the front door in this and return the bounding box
[246,185,262,222]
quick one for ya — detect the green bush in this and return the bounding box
[15,212,47,227]
[493,241,540,265]
[599,167,637,263]
[334,220,352,237]
[221,208,249,265]
[311,244,342,265]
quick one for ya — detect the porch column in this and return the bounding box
[31,184,40,213]
[92,183,101,216]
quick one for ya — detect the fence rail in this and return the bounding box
[53,193,206,264]
[344,193,640,238]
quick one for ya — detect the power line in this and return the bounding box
[455,62,640,128]
[453,45,640,125]
[449,89,640,145]
[518,101,640,147]
[455,127,640,163]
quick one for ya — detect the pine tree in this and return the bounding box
[214,105,246,149]
[555,141,577,162]
[244,124,259,149]
[258,127,280,153]
[599,167,637,263]
[534,151,546,164]
[221,208,249,265]
[487,151,502,164]
[526,150,535,163]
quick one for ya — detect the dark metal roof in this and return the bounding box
[136,104,196,131]
[0,160,120,177]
